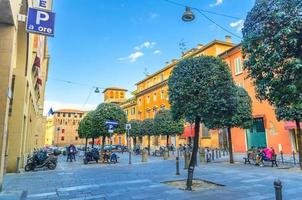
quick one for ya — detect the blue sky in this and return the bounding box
[44,0,255,113]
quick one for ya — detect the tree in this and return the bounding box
[128,120,142,147]
[154,109,184,149]
[141,118,155,155]
[168,55,236,190]
[78,111,94,152]
[203,86,253,163]
[242,0,302,169]
[93,103,127,151]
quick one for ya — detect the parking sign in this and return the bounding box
[26,8,55,37]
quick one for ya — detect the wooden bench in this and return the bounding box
[262,154,278,167]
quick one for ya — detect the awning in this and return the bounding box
[182,125,195,137]
[284,121,302,130]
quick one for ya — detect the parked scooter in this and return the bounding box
[83,148,100,164]
[25,149,59,171]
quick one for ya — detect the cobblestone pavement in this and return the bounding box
[1,152,302,200]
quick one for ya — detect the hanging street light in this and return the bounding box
[182,7,195,22]
[94,87,100,93]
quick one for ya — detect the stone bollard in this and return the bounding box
[163,149,169,160]
[215,149,218,159]
[274,179,282,200]
[292,151,296,165]
[211,149,215,161]
[223,149,225,156]
[199,148,205,163]
[219,149,221,158]
[184,150,190,169]
[142,149,148,162]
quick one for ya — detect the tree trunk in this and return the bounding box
[92,137,95,148]
[101,135,106,151]
[166,135,170,157]
[85,137,88,153]
[295,120,302,170]
[148,135,151,155]
[133,137,137,147]
[186,116,201,190]
[227,127,234,164]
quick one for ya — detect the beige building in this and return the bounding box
[0,0,51,186]
[52,109,86,147]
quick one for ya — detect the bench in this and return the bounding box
[152,150,163,157]
[244,152,278,167]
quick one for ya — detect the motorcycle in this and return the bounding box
[83,148,100,164]
[25,150,59,171]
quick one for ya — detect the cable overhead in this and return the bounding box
[163,0,243,39]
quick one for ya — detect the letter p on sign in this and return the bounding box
[36,11,49,24]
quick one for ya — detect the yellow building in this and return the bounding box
[120,37,236,150]
[45,117,55,146]
[103,87,127,104]
[52,109,86,147]
[0,0,51,176]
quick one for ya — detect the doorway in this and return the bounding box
[246,118,267,149]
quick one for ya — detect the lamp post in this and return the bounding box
[126,124,132,164]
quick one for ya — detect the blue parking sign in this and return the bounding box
[26,7,55,37]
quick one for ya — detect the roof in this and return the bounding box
[102,87,128,93]
[219,43,242,58]
[54,109,84,113]
[135,39,235,85]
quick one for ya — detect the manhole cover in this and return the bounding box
[162,179,224,191]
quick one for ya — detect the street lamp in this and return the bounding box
[94,87,100,93]
[182,7,195,22]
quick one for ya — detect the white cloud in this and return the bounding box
[210,0,223,7]
[230,19,244,32]
[153,50,161,54]
[118,51,144,63]
[134,41,156,50]
[44,100,97,115]
[150,13,159,19]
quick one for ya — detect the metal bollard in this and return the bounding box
[223,149,226,156]
[292,151,296,165]
[215,149,218,159]
[211,149,215,161]
[206,149,211,162]
[16,157,20,173]
[274,179,282,200]
[176,156,180,175]
[219,149,221,158]
[280,151,284,164]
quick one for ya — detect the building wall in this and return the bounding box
[52,110,86,147]
[221,46,293,154]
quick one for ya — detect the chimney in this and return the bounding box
[197,44,203,49]
[225,35,232,43]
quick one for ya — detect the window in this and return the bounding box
[75,136,78,141]
[65,121,68,125]
[147,96,150,104]
[63,113,66,117]
[79,114,82,118]
[131,107,136,115]
[73,120,76,125]
[202,124,210,138]
[234,57,243,75]
[153,77,157,85]
[138,98,142,106]
[120,92,124,98]
[160,73,164,81]
[153,93,157,101]
[61,136,64,141]
[160,90,164,99]
[62,129,65,133]
[68,113,71,117]
[125,110,128,116]
[57,113,60,117]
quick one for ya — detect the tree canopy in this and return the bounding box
[78,111,94,139]
[93,103,127,137]
[242,0,302,122]
[154,109,184,137]
[128,119,142,138]
[141,118,155,136]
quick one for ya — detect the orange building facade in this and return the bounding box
[220,45,298,154]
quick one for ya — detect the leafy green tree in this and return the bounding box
[168,55,236,190]
[128,120,142,147]
[78,111,94,152]
[93,103,127,151]
[242,0,302,169]
[204,86,253,163]
[154,109,184,148]
[141,118,155,155]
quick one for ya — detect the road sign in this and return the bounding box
[33,0,53,10]
[105,121,118,126]
[26,8,55,37]
[126,124,131,130]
